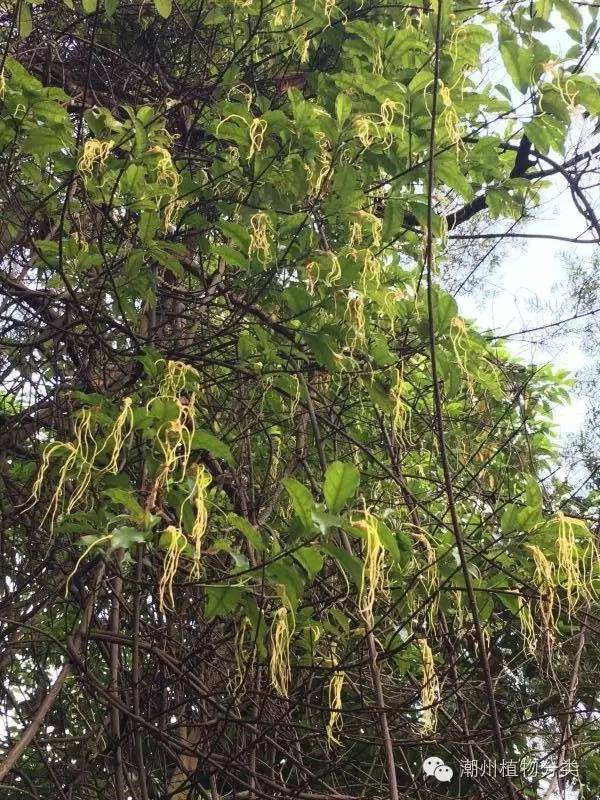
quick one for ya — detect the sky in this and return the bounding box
[454,15,600,444]
[457,180,592,441]
[453,170,596,800]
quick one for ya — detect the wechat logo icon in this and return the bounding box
[423,756,454,782]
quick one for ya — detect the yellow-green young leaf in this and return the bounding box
[82,0,98,13]
[154,0,172,18]
[324,461,359,514]
[17,1,32,38]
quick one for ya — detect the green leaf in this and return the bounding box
[368,377,394,414]
[154,0,172,17]
[498,589,520,614]
[377,521,412,564]
[335,94,352,126]
[370,335,396,367]
[524,475,543,517]
[17,2,32,38]
[475,586,494,622]
[320,543,363,589]
[294,546,324,579]
[283,478,315,531]
[205,585,243,619]
[555,0,582,30]
[382,199,404,243]
[534,0,553,20]
[103,488,145,520]
[424,287,458,335]
[265,558,304,608]
[213,245,248,270]
[204,8,226,23]
[303,332,339,372]
[82,0,98,12]
[408,69,434,95]
[110,526,147,551]
[524,116,566,155]
[324,461,360,514]
[311,509,343,534]
[501,501,540,534]
[227,513,264,551]
[22,128,66,157]
[139,211,160,245]
[191,429,234,466]
[436,158,474,200]
[230,551,249,574]
[150,398,180,425]
[149,243,184,277]
[499,39,533,94]
[218,220,251,250]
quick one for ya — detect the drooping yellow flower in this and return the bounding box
[249,117,267,158]
[526,544,557,636]
[354,509,386,624]
[104,397,134,474]
[186,466,212,581]
[325,666,345,747]
[418,638,439,735]
[78,139,113,184]
[269,604,294,696]
[555,512,598,616]
[249,212,272,263]
[158,526,188,613]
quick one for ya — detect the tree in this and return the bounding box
[1,0,599,798]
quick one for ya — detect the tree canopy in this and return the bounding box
[1,0,600,798]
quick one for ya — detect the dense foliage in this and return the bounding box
[1,0,600,798]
